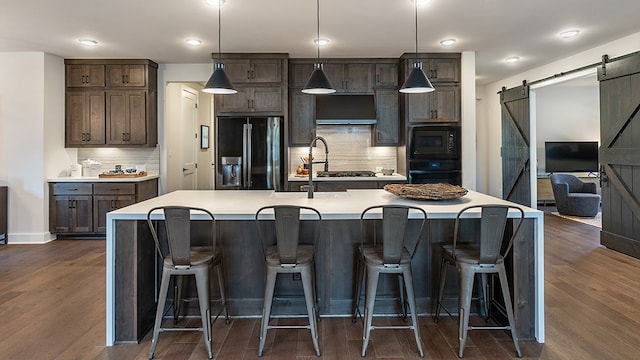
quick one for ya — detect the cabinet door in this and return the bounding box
[406,85,460,123]
[216,88,252,112]
[223,60,252,83]
[251,59,282,83]
[375,63,399,87]
[290,63,314,87]
[252,87,283,112]
[322,63,346,90]
[106,90,148,145]
[289,90,315,146]
[345,63,373,93]
[94,195,135,233]
[425,58,460,83]
[66,64,105,87]
[65,91,105,146]
[106,65,147,87]
[52,195,92,233]
[374,90,400,145]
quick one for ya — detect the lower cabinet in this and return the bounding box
[288,180,406,192]
[49,179,157,236]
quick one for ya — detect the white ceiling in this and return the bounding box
[2,0,639,85]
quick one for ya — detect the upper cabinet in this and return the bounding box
[323,63,373,93]
[401,53,461,84]
[66,64,105,87]
[375,63,399,88]
[214,54,288,117]
[64,59,158,148]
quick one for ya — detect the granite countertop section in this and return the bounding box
[47,174,159,183]
[288,172,407,182]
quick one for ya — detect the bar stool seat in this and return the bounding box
[255,205,322,357]
[352,205,427,358]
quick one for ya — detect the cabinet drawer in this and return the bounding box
[52,183,93,195]
[93,183,136,195]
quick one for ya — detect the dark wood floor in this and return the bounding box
[0,212,639,359]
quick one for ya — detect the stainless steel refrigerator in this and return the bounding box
[215,116,284,191]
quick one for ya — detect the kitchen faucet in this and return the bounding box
[307,136,329,199]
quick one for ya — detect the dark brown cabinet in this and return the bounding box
[65,64,105,87]
[373,89,400,145]
[64,59,157,148]
[49,183,93,234]
[290,63,315,87]
[289,89,316,146]
[49,179,157,236]
[223,59,282,84]
[323,63,373,93]
[106,64,147,87]
[106,90,148,145]
[65,90,106,146]
[375,63,399,88]
[406,84,460,123]
[216,86,283,113]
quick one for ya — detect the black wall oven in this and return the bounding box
[408,125,461,185]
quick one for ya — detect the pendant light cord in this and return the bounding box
[414,0,418,63]
[218,4,222,61]
[316,0,320,61]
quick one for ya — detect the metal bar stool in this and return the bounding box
[352,205,427,357]
[146,206,229,360]
[255,205,322,357]
[433,204,525,358]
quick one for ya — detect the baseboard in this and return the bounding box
[4,232,55,244]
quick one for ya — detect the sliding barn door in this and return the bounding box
[500,83,531,206]
[598,53,640,259]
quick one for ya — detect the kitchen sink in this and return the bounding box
[269,191,351,199]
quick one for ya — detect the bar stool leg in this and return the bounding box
[258,267,277,357]
[361,266,380,357]
[402,266,424,357]
[301,265,321,356]
[458,266,475,358]
[433,257,448,323]
[352,257,365,321]
[215,263,230,323]
[498,266,522,357]
[149,268,171,359]
[173,275,184,323]
[194,268,213,359]
[480,273,489,320]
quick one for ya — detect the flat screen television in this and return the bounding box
[545,141,599,173]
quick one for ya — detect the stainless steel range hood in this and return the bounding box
[315,95,377,125]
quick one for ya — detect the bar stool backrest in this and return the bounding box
[361,205,427,265]
[147,206,215,267]
[256,205,321,265]
[453,205,525,265]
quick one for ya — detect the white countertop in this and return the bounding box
[107,189,541,221]
[48,174,159,183]
[288,173,407,182]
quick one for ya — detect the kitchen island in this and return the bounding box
[105,189,544,346]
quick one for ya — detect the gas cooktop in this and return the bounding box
[316,171,377,177]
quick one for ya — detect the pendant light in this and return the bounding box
[400,0,434,94]
[302,0,335,94]
[203,0,237,94]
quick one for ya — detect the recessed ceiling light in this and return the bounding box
[78,39,98,46]
[205,0,225,6]
[559,29,580,38]
[185,39,203,46]
[505,56,520,63]
[440,38,456,46]
[314,38,330,46]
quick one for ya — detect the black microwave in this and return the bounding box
[409,125,460,159]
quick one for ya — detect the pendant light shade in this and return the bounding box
[203,1,236,94]
[400,0,434,94]
[302,0,335,95]
[400,61,434,93]
[203,61,237,94]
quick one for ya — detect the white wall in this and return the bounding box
[477,31,640,198]
[0,52,68,243]
[534,84,599,173]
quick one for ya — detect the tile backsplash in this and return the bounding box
[77,147,160,175]
[288,125,397,174]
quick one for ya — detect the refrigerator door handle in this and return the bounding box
[243,123,252,188]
